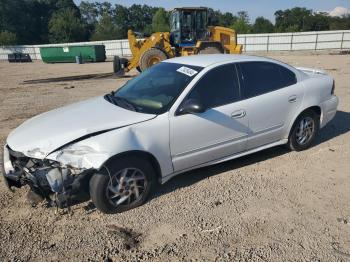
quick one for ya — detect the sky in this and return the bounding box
[74,0,350,22]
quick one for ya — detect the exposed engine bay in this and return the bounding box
[3,145,92,207]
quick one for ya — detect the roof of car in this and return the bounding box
[163,54,275,68]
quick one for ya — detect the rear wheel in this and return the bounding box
[287,110,320,151]
[139,48,167,71]
[89,157,156,214]
[198,46,223,54]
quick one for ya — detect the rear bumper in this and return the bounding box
[320,95,339,128]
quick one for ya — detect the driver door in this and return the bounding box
[169,64,249,172]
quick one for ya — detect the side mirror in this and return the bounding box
[177,99,206,115]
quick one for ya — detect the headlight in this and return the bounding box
[59,145,98,156]
[47,145,110,169]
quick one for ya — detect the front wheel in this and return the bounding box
[89,157,156,214]
[287,110,320,151]
[139,48,167,72]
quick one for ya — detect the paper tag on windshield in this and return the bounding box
[177,66,198,77]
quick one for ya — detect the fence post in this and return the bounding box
[315,33,319,51]
[341,32,345,50]
[267,35,270,52]
[290,33,294,51]
[33,46,37,60]
[120,41,123,57]
[244,36,247,52]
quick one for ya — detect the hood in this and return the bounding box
[7,96,156,158]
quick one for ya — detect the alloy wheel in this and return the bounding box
[295,116,315,145]
[106,168,147,207]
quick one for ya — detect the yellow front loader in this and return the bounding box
[113,7,243,74]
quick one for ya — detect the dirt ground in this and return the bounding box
[0,53,349,262]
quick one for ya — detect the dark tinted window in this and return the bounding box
[187,64,240,108]
[240,62,297,99]
[279,64,297,87]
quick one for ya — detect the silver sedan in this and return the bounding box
[2,55,339,213]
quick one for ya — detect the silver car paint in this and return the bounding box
[46,113,174,176]
[6,96,156,158]
[4,55,339,185]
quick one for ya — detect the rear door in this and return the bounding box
[238,61,303,149]
[169,64,249,172]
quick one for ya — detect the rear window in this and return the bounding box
[240,62,297,99]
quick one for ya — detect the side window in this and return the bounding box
[240,62,297,99]
[279,65,297,87]
[187,64,240,108]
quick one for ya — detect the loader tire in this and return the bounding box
[198,46,223,54]
[113,56,121,74]
[139,48,167,72]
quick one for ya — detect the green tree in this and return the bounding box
[0,30,17,45]
[231,11,251,34]
[303,13,330,31]
[252,17,274,33]
[219,12,237,27]
[128,4,158,32]
[0,0,37,44]
[80,1,99,25]
[152,8,170,32]
[113,4,130,38]
[275,7,312,32]
[48,8,86,43]
[91,13,123,40]
[208,10,237,27]
[329,15,350,30]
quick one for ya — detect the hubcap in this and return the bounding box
[106,168,147,207]
[296,117,315,145]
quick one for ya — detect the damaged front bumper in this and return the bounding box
[2,144,93,207]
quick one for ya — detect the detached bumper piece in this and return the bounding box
[2,145,91,208]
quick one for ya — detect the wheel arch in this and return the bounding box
[287,105,322,138]
[297,106,321,121]
[99,150,162,183]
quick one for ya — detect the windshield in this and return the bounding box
[170,11,180,32]
[105,62,203,114]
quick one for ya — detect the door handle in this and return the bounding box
[288,95,297,103]
[231,110,246,119]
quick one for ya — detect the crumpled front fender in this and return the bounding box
[46,145,111,170]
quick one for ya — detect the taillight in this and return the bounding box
[331,80,335,95]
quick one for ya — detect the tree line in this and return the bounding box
[0,0,349,45]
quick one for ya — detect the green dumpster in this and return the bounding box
[40,45,106,63]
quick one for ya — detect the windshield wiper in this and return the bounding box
[105,93,115,104]
[113,96,138,112]
[104,92,137,111]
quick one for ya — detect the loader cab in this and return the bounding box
[170,7,208,47]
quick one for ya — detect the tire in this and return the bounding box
[198,46,223,54]
[113,56,121,74]
[287,110,320,151]
[139,48,167,71]
[90,156,156,214]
